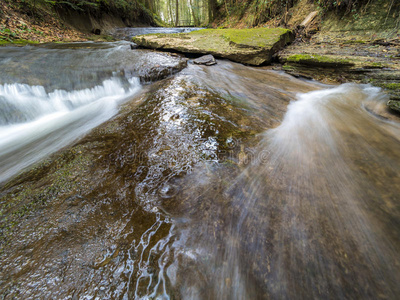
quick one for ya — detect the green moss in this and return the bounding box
[134,28,292,49]
[0,146,93,249]
[387,100,400,112]
[0,39,39,46]
[285,54,354,67]
[190,28,291,48]
[287,54,350,64]
[282,64,296,71]
[380,83,400,90]
[365,62,387,68]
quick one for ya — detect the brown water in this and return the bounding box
[0,46,399,300]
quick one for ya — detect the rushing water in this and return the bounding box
[0,33,399,300]
[0,41,188,183]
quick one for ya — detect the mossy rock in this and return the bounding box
[380,83,400,90]
[284,54,354,68]
[0,39,39,46]
[132,28,294,66]
[387,100,400,112]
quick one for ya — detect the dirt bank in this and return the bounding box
[0,0,154,43]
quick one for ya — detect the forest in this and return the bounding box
[2,0,393,27]
[0,0,399,299]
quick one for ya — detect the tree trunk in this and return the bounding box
[190,0,199,26]
[208,0,217,23]
[168,0,173,24]
[175,0,179,26]
[147,0,153,12]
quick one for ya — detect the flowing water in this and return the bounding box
[113,27,203,41]
[0,34,399,300]
[0,41,188,183]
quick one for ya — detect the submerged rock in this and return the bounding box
[0,97,29,125]
[136,54,188,83]
[132,28,294,66]
[0,67,270,298]
[0,43,189,91]
[193,54,216,66]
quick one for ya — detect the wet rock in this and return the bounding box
[137,56,188,83]
[0,97,29,125]
[0,68,273,298]
[387,100,400,112]
[0,43,190,92]
[193,54,217,66]
[281,53,355,68]
[132,28,294,66]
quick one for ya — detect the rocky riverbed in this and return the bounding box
[130,21,399,116]
[278,35,400,109]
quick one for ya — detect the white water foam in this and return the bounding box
[0,77,141,183]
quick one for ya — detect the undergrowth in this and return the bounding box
[3,0,154,24]
[217,0,399,27]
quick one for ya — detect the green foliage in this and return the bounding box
[217,0,397,26]
[315,0,370,13]
[0,27,17,42]
[0,24,44,42]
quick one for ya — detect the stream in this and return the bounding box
[0,29,399,300]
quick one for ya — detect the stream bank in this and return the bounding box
[278,37,400,110]
[127,0,400,114]
[0,0,155,43]
[275,0,400,113]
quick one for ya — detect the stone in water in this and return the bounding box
[193,55,217,66]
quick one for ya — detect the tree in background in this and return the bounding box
[175,0,179,26]
[151,0,213,26]
[208,0,217,22]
